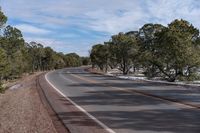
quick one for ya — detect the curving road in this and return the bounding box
[44,67,200,133]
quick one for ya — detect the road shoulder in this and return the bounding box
[41,71,109,133]
[0,73,57,133]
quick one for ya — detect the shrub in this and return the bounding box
[0,81,5,93]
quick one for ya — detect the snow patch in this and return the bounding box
[9,84,22,90]
[118,75,147,80]
[105,69,200,87]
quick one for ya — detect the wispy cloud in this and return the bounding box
[85,8,148,34]
[15,24,51,35]
[1,0,200,56]
[25,36,93,56]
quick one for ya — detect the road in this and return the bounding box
[44,67,200,133]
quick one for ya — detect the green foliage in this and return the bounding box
[0,9,85,85]
[0,9,7,28]
[110,32,139,74]
[90,44,109,71]
[53,53,66,69]
[90,19,200,82]
[0,48,7,79]
[139,20,200,81]
[65,53,82,67]
[0,81,5,93]
[81,57,90,66]
[0,25,26,79]
[0,9,199,83]
[138,23,166,78]
[149,19,200,81]
[90,32,139,74]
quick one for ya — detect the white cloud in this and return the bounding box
[83,0,200,34]
[1,0,200,56]
[146,0,200,27]
[25,37,66,50]
[15,24,51,35]
[25,36,91,56]
[85,8,148,34]
[2,0,200,34]
[59,33,80,38]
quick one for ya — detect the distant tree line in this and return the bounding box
[90,19,200,82]
[0,10,90,91]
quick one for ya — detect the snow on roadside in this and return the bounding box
[106,69,200,87]
[117,75,147,80]
[9,84,22,90]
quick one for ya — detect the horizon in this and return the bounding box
[1,0,200,56]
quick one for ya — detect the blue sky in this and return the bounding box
[1,0,200,56]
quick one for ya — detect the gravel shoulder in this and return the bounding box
[0,73,57,133]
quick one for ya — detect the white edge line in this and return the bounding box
[45,71,116,133]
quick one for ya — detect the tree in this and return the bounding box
[65,53,81,67]
[1,25,26,78]
[138,23,166,78]
[109,32,139,75]
[42,47,56,70]
[0,10,9,80]
[81,57,90,66]
[0,9,71,91]
[0,48,7,79]
[26,42,46,71]
[53,53,66,69]
[90,44,109,71]
[0,48,7,92]
[25,42,67,71]
[147,19,200,81]
[0,9,7,29]
[125,31,141,73]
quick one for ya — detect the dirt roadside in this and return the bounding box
[0,73,57,133]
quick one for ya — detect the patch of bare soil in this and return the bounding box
[0,73,57,133]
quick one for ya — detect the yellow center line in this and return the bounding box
[70,73,199,110]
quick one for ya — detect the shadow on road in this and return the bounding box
[68,81,200,105]
[54,69,200,132]
[57,89,200,133]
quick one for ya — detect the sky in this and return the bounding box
[1,0,200,56]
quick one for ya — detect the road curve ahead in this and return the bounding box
[45,67,200,133]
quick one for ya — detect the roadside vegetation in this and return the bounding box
[0,9,90,92]
[90,20,200,82]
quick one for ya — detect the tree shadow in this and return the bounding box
[57,89,200,133]
[54,73,200,132]
[68,81,200,106]
[67,90,164,106]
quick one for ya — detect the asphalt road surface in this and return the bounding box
[45,67,200,133]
